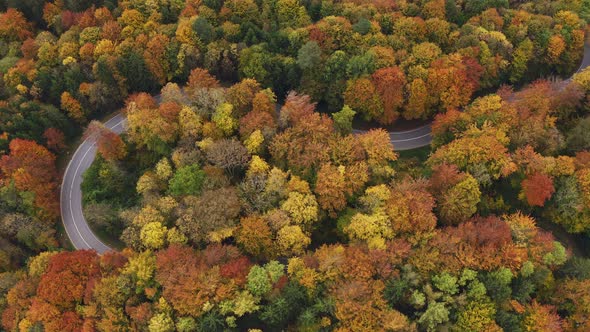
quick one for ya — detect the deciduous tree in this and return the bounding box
[0,139,59,219]
[521,173,555,207]
[372,67,406,124]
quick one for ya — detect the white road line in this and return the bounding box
[390,133,432,142]
[61,115,129,252]
[68,143,95,249]
[388,125,431,134]
[61,135,94,250]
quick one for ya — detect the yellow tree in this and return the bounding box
[314,163,348,217]
[276,225,311,256]
[60,92,85,123]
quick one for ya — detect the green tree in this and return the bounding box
[239,45,271,85]
[510,39,534,83]
[212,103,238,136]
[346,52,376,79]
[418,302,449,332]
[567,117,590,152]
[297,41,322,72]
[332,105,356,135]
[247,265,272,297]
[168,164,206,196]
[353,18,372,35]
[438,175,481,225]
[149,313,175,332]
[192,17,215,44]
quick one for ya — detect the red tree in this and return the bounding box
[43,128,66,152]
[37,250,101,309]
[521,173,555,207]
[372,67,406,125]
[0,139,59,219]
[85,121,127,161]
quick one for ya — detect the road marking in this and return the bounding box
[73,141,112,252]
[61,116,128,252]
[68,142,95,249]
[61,137,94,250]
[391,133,432,143]
[111,118,126,130]
[388,125,431,134]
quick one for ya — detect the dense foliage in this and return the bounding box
[1,0,590,331]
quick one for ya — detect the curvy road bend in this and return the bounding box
[60,40,590,252]
[60,113,127,254]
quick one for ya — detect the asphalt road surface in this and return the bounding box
[61,40,590,252]
[60,113,127,254]
[577,41,590,74]
[353,124,432,151]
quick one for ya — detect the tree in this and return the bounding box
[427,124,515,185]
[60,92,85,123]
[0,9,32,42]
[193,17,216,44]
[332,105,356,135]
[343,78,383,121]
[0,139,58,219]
[297,41,322,72]
[554,279,590,331]
[276,225,310,256]
[385,179,438,236]
[84,202,122,236]
[405,78,429,119]
[455,301,498,331]
[346,52,376,79]
[567,117,590,152]
[43,128,65,152]
[510,39,534,83]
[205,139,251,178]
[546,35,566,64]
[315,163,348,217]
[212,103,238,136]
[168,164,206,196]
[244,130,264,154]
[503,212,537,245]
[549,176,590,233]
[345,211,393,249]
[521,173,555,207]
[281,191,319,229]
[522,301,563,332]
[37,250,100,309]
[240,107,277,140]
[239,46,272,87]
[438,174,481,225]
[176,188,241,244]
[148,313,175,332]
[178,106,203,141]
[187,68,220,94]
[358,129,398,180]
[227,78,262,116]
[418,302,449,331]
[276,0,311,29]
[372,67,406,124]
[270,111,334,179]
[85,121,127,161]
[236,216,274,259]
[246,265,272,297]
[126,96,179,155]
[140,222,168,249]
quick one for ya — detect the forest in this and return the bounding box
[1,0,590,331]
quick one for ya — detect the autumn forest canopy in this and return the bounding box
[2,0,590,331]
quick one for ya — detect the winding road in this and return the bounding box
[61,40,590,253]
[60,113,127,254]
